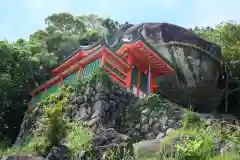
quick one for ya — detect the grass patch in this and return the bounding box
[0,122,94,158]
[154,119,239,160]
[134,102,240,160]
[0,136,47,157]
[66,122,93,153]
[182,109,202,129]
[142,126,240,160]
[0,81,94,158]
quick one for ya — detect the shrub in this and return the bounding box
[145,94,167,112]
[73,80,85,93]
[39,98,69,146]
[175,129,214,160]
[66,122,93,153]
[87,69,110,87]
[182,110,201,129]
[211,152,240,160]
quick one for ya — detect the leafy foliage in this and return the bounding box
[154,114,240,160]
[39,99,69,146]
[182,110,201,129]
[134,95,240,160]
[0,12,125,142]
[192,21,240,77]
[0,82,93,157]
[1,10,240,160]
[0,40,58,141]
[87,69,111,87]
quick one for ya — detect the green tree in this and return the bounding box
[0,40,57,142]
[101,18,120,35]
[0,12,123,142]
[41,13,111,61]
[45,12,86,35]
[193,21,240,77]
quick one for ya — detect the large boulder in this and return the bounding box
[92,128,133,160]
[45,145,70,160]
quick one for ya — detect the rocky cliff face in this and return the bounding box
[2,72,240,160]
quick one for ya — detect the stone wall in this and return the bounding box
[123,96,238,142]
[11,79,239,159]
[123,98,183,141]
[65,82,133,132]
[62,81,238,143]
[15,80,238,146]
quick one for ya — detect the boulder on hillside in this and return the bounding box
[92,128,133,160]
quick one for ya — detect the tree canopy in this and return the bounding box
[0,12,240,143]
[0,13,122,142]
[191,21,240,77]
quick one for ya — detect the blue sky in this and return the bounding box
[1,0,240,40]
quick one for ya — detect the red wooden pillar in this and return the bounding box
[150,76,155,93]
[100,52,106,68]
[126,55,133,88]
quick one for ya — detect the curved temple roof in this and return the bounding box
[52,22,222,76]
[31,23,224,112]
[95,22,221,59]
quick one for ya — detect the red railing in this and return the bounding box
[100,49,130,88]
